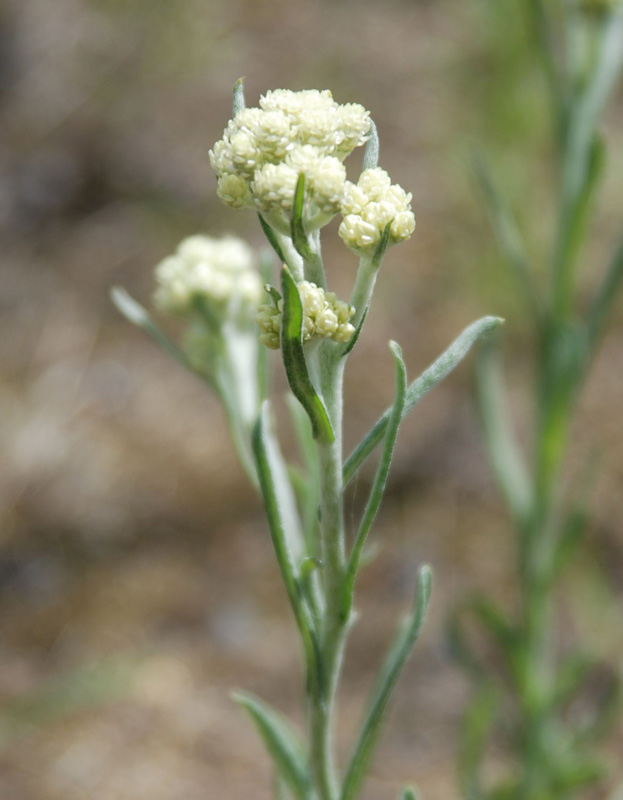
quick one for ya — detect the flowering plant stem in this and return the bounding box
[113,83,503,800]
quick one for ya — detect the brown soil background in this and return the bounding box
[1,1,622,798]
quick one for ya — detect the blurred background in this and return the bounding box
[1,0,622,797]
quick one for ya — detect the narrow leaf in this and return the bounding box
[281,267,334,443]
[475,337,532,525]
[474,154,540,320]
[341,342,407,622]
[252,403,321,683]
[342,307,368,357]
[233,692,309,800]
[290,173,314,262]
[233,77,246,116]
[258,253,275,403]
[586,235,623,354]
[259,214,288,264]
[458,684,499,800]
[286,394,320,550]
[340,566,433,800]
[110,287,196,373]
[470,596,517,656]
[372,223,391,270]
[362,119,379,171]
[343,316,504,486]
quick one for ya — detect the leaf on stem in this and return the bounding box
[259,214,288,264]
[110,287,198,375]
[473,153,540,321]
[458,683,499,800]
[252,403,322,683]
[475,337,532,526]
[286,394,320,550]
[233,692,310,800]
[586,235,623,355]
[258,252,275,403]
[362,119,379,171]
[340,565,433,800]
[341,342,407,622]
[281,266,335,443]
[372,223,391,270]
[343,316,504,486]
[290,174,314,262]
[233,77,246,116]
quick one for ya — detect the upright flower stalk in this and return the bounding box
[455,3,623,798]
[113,82,501,800]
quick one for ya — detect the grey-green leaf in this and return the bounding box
[233,692,310,800]
[252,403,322,685]
[341,341,407,622]
[340,565,433,800]
[362,119,379,171]
[281,266,334,443]
[343,316,504,485]
[110,287,195,374]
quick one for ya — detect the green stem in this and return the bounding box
[308,345,348,800]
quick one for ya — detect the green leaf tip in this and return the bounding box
[258,214,287,264]
[232,691,309,800]
[290,173,314,262]
[400,788,418,800]
[340,563,432,800]
[363,119,379,171]
[280,266,335,443]
[233,78,246,116]
[343,315,504,485]
[110,285,149,326]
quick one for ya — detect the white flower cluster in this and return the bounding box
[256,280,356,350]
[339,168,415,254]
[153,235,262,315]
[210,89,370,229]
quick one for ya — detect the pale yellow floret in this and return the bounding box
[211,89,372,223]
[217,174,253,209]
[256,280,356,349]
[154,235,261,315]
[339,168,416,254]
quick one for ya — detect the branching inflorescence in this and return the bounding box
[113,82,501,800]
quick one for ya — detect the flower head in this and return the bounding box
[256,280,356,350]
[210,88,371,230]
[339,168,415,254]
[153,234,262,317]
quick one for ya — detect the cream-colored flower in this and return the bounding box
[154,235,261,315]
[256,280,355,349]
[210,88,371,227]
[339,167,415,254]
[217,174,253,209]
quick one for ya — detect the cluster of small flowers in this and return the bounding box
[210,89,370,227]
[153,235,263,316]
[256,280,356,350]
[339,168,416,254]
